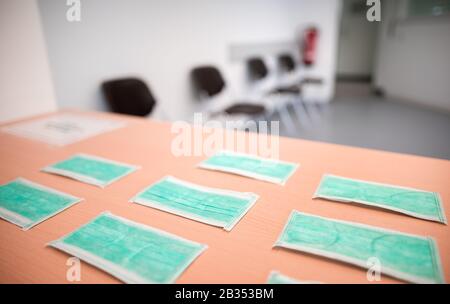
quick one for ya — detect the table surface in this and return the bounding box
[0,110,449,284]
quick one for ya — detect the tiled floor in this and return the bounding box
[275,96,450,160]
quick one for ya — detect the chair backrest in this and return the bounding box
[101,78,156,116]
[278,54,296,72]
[247,57,268,80]
[191,66,226,97]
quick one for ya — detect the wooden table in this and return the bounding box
[0,110,449,284]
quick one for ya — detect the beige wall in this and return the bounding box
[0,0,56,123]
[374,1,450,112]
[38,0,341,120]
[337,0,379,76]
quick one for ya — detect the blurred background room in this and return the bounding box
[1,0,449,159]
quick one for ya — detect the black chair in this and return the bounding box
[277,53,325,127]
[277,54,324,86]
[247,57,301,95]
[278,54,296,73]
[247,58,269,81]
[191,66,265,117]
[102,78,156,116]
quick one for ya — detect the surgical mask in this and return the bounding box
[198,150,299,185]
[274,211,445,284]
[267,271,321,284]
[43,153,139,188]
[48,212,207,284]
[314,174,446,224]
[0,178,82,230]
[130,176,258,231]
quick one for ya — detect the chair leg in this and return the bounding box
[304,100,323,124]
[291,97,312,129]
[277,102,297,135]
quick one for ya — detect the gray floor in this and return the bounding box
[274,94,450,160]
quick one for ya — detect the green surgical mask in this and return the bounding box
[43,154,139,188]
[314,174,446,224]
[274,211,445,284]
[48,212,207,284]
[267,271,321,284]
[130,176,258,231]
[0,178,83,230]
[198,151,298,185]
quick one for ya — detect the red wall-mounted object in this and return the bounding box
[302,27,318,66]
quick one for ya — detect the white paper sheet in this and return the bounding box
[2,113,126,146]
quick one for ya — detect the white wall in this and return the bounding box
[0,0,56,123]
[38,0,340,120]
[337,0,378,76]
[374,1,450,112]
